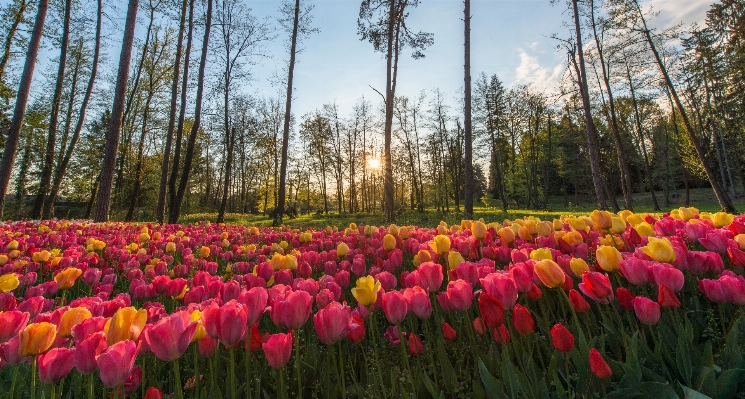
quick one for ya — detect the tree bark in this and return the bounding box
[571,0,607,210]
[31,0,72,219]
[0,0,49,218]
[383,0,396,222]
[93,0,140,222]
[45,0,102,220]
[156,0,188,224]
[170,0,213,224]
[632,0,735,212]
[0,0,29,82]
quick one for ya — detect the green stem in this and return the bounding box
[279,368,287,399]
[294,327,302,399]
[174,357,184,399]
[338,342,347,399]
[193,345,201,399]
[50,384,56,399]
[31,357,37,399]
[88,374,94,399]
[369,316,389,399]
[9,366,17,399]
[230,347,237,399]
[397,324,414,396]
[245,328,251,399]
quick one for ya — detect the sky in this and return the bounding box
[240,0,714,119]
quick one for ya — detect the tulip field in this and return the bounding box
[0,208,744,398]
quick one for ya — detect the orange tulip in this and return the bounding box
[534,260,566,288]
[105,307,148,346]
[54,267,82,290]
[59,307,92,338]
[19,322,57,357]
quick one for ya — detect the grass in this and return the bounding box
[179,187,745,228]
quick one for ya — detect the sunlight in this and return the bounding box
[367,158,381,170]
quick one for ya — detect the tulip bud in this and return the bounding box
[550,324,574,353]
[589,348,612,378]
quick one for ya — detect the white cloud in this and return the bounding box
[514,49,565,92]
[646,0,712,28]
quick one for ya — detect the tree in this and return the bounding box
[358,0,433,222]
[0,0,49,218]
[463,0,474,219]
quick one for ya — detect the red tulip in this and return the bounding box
[74,331,107,374]
[144,311,198,361]
[526,284,543,300]
[492,324,510,345]
[313,302,352,345]
[569,289,590,312]
[578,272,614,304]
[38,347,76,384]
[472,317,486,335]
[382,291,408,325]
[418,262,443,292]
[144,387,163,399]
[589,348,612,378]
[632,296,660,325]
[615,287,636,310]
[446,280,473,312]
[478,292,504,328]
[270,290,313,330]
[550,324,574,353]
[442,322,456,341]
[511,304,535,335]
[408,333,423,356]
[403,286,432,319]
[657,284,680,308]
[124,365,143,394]
[347,316,365,344]
[96,340,138,388]
[262,332,293,369]
[198,336,216,358]
[0,310,28,343]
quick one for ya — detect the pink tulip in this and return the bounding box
[632,296,660,325]
[650,264,684,292]
[144,311,198,362]
[417,262,443,292]
[403,286,432,319]
[39,347,76,384]
[0,336,23,364]
[96,340,138,388]
[202,300,248,346]
[313,302,352,345]
[237,287,268,326]
[0,310,29,343]
[382,291,408,325]
[270,290,312,330]
[262,332,293,369]
[618,258,651,286]
[699,231,732,254]
[75,331,107,375]
[446,280,473,312]
[719,271,745,305]
[480,273,518,310]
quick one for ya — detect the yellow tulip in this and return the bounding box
[138,232,150,243]
[0,273,19,293]
[430,235,451,255]
[270,253,286,271]
[530,248,553,261]
[735,234,745,251]
[678,207,696,221]
[472,221,487,240]
[7,240,18,250]
[436,225,449,235]
[413,249,431,267]
[383,234,396,251]
[498,227,515,243]
[553,219,564,231]
[595,246,622,272]
[590,210,613,231]
[561,230,584,246]
[351,276,381,307]
[641,237,676,263]
[447,251,465,270]
[518,226,533,241]
[190,310,207,343]
[634,222,655,237]
[610,217,626,234]
[399,226,410,240]
[105,307,147,346]
[59,307,92,338]
[337,242,349,258]
[349,223,358,231]
[199,246,211,259]
[32,250,50,263]
[712,212,734,228]
[166,242,176,253]
[569,258,590,277]
[54,267,82,290]
[534,260,566,288]
[0,254,7,266]
[92,240,106,251]
[284,255,298,271]
[569,218,589,232]
[19,322,56,357]
[388,224,399,237]
[618,210,634,222]
[536,221,553,237]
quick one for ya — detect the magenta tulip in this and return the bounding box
[270,290,313,330]
[96,340,138,388]
[144,311,198,362]
[382,291,408,325]
[262,332,293,369]
[313,302,353,345]
[39,347,76,384]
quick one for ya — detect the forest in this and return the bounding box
[0,0,742,223]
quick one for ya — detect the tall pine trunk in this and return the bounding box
[0,0,29,83]
[463,0,474,219]
[383,0,396,222]
[0,0,49,218]
[93,0,140,222]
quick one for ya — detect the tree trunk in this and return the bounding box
[156,0,188,223]
[170,0,213,224]
[633,0,735,212]
[125,88,153,222]
[93,0,140,222]
[382,0,397,222]
[0,0,49,218]
[0,0,29,83]
[84,172,100,219]
[463,0,474,218]
[45,0,102,220]
[590,0,633,210]
[31,0,72,219]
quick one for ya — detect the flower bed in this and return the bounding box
[0,207,744,398]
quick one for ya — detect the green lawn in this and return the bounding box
[180,188,745,228]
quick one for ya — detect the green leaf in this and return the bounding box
[676,330,693,386]
[478,358,508,399]
[680,384,713,399]
[422,373,440,399]
[640,382,679,399]
[716,369,744,399]
[436,340,457,390]
[501,348,520,399]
